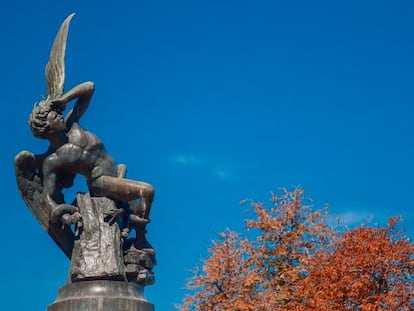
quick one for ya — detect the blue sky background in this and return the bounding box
[1,0,414,310]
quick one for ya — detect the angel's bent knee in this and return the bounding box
[142,183,154,199]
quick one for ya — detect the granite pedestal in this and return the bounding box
[47,280,154,311]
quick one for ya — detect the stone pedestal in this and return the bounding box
[47,280,154,311]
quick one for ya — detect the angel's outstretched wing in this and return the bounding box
[45,13,75,100]
[14,151,74,258]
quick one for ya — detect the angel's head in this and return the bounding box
[29,99,65,139]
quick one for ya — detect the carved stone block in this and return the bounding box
[69,193,126,282]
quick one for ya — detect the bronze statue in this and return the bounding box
[15,13,156,294]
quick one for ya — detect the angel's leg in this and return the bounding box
[91,175,153,207]
[90,175,154,248]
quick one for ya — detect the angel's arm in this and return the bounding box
[42,146,75,209]
[42,153,61,212]
[52,81,95,128]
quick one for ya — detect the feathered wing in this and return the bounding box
[45,13,75,100]
[14,151,74,258]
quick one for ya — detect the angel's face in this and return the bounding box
[46,110,66,133]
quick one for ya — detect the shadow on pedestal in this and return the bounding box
[47,280,154,311]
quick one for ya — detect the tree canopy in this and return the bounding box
[179,188,414,311]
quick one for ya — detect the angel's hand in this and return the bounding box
[61,212,82,226]
[51,97,68,109]
[50,204,79,223]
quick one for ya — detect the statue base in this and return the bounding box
[47,280,154,311]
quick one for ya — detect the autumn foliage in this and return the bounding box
[297,217,414,310]
[179,188,414,311]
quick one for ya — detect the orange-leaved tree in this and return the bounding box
[179,188,335,310]
[294,216,414,310]
[178,188,414,311]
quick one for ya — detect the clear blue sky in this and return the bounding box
[2,0,414,310]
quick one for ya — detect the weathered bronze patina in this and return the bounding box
[15,14,155,310]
